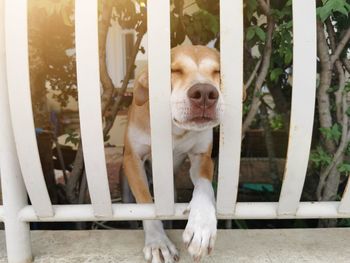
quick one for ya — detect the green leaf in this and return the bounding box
[320,123,342,142]
[64,131,79,146]
[209,18,219,35]
[246,26,255,41]
[310,147,332,168]
[284,50,292,64]
[285,21,293,29]
[317,6,332,22]
[335,5,350,16]
[270,114,284,131]
[345,81,350,92]
[255,27,266,41]
[346,107,350,117]
[270,68,283,82]
[346,143,350,156]
[245,0,257,20]
[317,0,350,22]
[338,163,350,173]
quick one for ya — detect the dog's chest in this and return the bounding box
[172,128,212,157]
[129,125,212,162]
[172,131,197,156]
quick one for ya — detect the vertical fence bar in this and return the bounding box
[216,0,244,215]
[278,0,317,215]
[0,0,33,261]
[147,0,174,216]
[5,0,53,217]
[75,0,112,217]
[339,70,350,213]
[339,189,350,213]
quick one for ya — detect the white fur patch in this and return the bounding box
[199,58,219,70]
[170,90,224,131]
[176,55,197,68]
[183,178,217,260]
[143,220,179,262]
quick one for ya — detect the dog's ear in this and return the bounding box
[133,69,149,106]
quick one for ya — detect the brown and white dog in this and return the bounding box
[123,45,226,262]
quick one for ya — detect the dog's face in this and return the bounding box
[133,45,226,131]
[170,45,224,131]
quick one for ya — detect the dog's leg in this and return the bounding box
[183,149,217,261]
[120,169,140,229]
[123,146,179,263]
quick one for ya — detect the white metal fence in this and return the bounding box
[0,0,349,262]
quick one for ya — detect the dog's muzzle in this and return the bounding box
[187,83,219,122]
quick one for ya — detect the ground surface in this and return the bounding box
[0,228,350,262]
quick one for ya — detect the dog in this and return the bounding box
[123,45,227,262]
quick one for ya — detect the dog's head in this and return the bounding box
[169,45,223,131]
[134,45,238,131]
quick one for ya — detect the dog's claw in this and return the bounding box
[183,205,191,215]
[143,221,179,263]
[193,255,202,262]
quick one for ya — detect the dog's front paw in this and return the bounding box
[143,236,179,263]
[143,220,179,263]
[183,203,217,261]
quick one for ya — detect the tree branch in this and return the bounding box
[66,142,84,203]
[242,18,274,135]
[326,19,336,52]
[99,0,115,114]
[316,20,336,153]
[260,102,280,188]
[318,61,349,199]
[257,0,270,16]
[327,20,346,124]
[244,59,261,91]
[330,27,350,65]
[317,131,350,200]
[342,58,350,73]
[103,23,147,136]
[334,61,345,124]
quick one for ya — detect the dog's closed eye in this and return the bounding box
[171,68,183,75]
[213,69,220,75]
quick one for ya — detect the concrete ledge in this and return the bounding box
[0,228,350,262]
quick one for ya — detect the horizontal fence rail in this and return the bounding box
[1,201,350,223]
[0,207,4,222]
[14,202,350,222]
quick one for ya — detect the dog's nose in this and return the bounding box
[187,83,219,108]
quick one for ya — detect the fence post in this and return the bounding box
[0,0,32,262]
